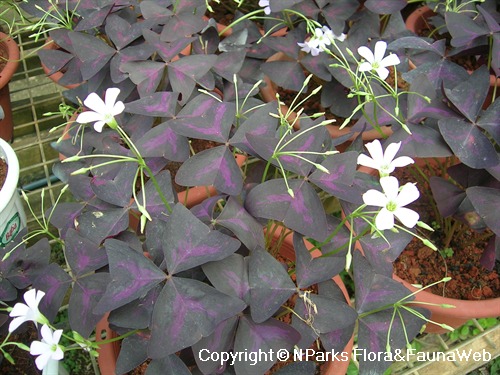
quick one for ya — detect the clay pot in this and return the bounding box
[96,226,354,375]
[393,274,500,334]
[260,52,392,147]
[405,6,499,109]
[0,32,20,142]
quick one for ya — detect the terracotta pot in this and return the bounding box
[96,226,354,375]
[260,52,392,146]
[393,274,500,334]
[405,6,499,109]
[356,162,500,334]
[0,32,20,142]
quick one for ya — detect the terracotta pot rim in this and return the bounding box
[394,274,500,314]
[0,32,20,89]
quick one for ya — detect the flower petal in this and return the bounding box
[104,87,120,109]
[111,101,125,116]
[93,121,106,133]
[362,189,387,207]
[9,316,28,333]
[396,182,420,207]
[381,53,401,68]
[394,207,419,228]
[373,41,387,62]
[358,46,374,63]
[357,154,379,170]
[383,142,402,164]
[365,139,384,164]
[358,62,373,72]
[376,67,390,80]
[83,93,107,114]
[380,176,399,200]
[29,341,47,356]
[375,208,395,230]
[391,156,414,169]
[76,111,104,124]
[34,352,51,371]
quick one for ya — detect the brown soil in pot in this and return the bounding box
[392,161,500,300]
[0,324,41,375]
[0,44,8,73]
[0,157,7,190]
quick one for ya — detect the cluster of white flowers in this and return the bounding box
[8,289,64,373]
[298,26,346,56]
[358,140,419,231]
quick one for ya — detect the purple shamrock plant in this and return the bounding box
[2,1,498,375]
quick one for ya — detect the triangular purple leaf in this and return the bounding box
[169,95,236,142]
[192,316,240,374]
[245,179,328,241]
[353,250,411,314]
[248,248,296,323]
[233,315,300,374]
[203,254,250,302]
[77,207,129,244]
[148,277,246,357]
[69,31,116,80]
[229,101,279,155]
[91,162,137,207]
[216,197,265,251]
[93,239,166,314]
[438,117,499,169]
[69,273,110,337]
[136,121,189,161]
[293,233,345,289]
[125,92,179,117]
[33,263,72,323]
[162,203,241,275]
[467,186,500,236]
[120,61,165,97]
[64,229,108,276]
[175,146,244,196]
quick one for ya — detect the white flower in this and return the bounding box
[298,26,346,56]
[357,140,414,177]
[76,87,125,132]
[358,41,400,80]
[9,289,47,333]
[298,39,322,56]
[363,176,420,230]
[259,0,271,15]
[30,324,64,371]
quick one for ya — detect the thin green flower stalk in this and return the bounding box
[216,2,321,41]
[2,185,68,262]
[72,88,174,231]
[28,0,81,41]
[324,37,431,136]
